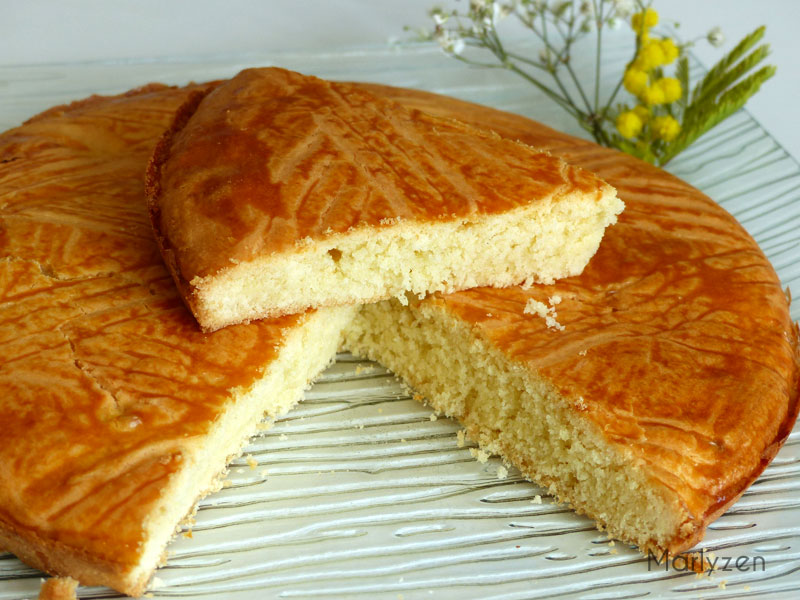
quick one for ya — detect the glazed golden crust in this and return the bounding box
[146,67,612,288]
[0,85,308,594]
[362,83,800,551]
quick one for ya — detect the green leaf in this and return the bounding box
[691,26,765,102]
[661,64,775,165]
[612,136,642,158]
[688,44,770,113]
[676,56,690,110]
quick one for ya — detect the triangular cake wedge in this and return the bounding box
[0,85,354,596]
[145,67,623,331]
[344,85,800,555]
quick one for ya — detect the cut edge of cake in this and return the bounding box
[0,305,355,597]
[342,298,737,555]
[186,191,623,331]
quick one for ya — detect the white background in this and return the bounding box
[2,0,798,160]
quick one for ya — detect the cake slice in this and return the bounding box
[0,84,354,597]
[344,84,800,555]
[145,67,623,331]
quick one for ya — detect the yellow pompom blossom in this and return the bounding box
[651,115,681,141]
[634,41,666,70]
[623,68,648,95]
[631,8,659,34]
[641,84,666,105]
[660,38,679,64]
[617,10,687,148]
[655,77,682,103]
[633,104,651,122]
[616,110,644,139]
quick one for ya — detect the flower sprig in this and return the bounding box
[410,1,775,166]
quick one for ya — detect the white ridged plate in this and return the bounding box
[1,34,799,600]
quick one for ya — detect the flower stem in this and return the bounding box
[593,0,603,112]
[506,63,583,120]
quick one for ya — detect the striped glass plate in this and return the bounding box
[1,34,798,600]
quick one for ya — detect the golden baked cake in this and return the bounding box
[0,85,354,596]
[145,67,623,331]
[345,84,800,556]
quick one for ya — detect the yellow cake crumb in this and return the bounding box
[457,429,466,447]
[429,413,438,421]
[246,455,258,469]
[523,298,564,331]
[497,466,508,479]
[38,576,79,600]
[470,447,490,463]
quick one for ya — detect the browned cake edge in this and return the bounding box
[145,85,218,327]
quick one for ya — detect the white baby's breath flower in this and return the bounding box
[484,2,510,26]
[612,0,635,18]
[579,1,594,17]
[539,47,552,64]
[436,29,465,55]
[707,26,725,47]
[432,12,448,26]
[607,16,620,29]
[493,2,512,23]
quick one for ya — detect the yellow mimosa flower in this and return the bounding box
[623,68,649,95]
[635,41,666,70]
[660,38,679,64]
[656,77,682,103]
[631,8,659,33]
[633,104,651,122]
[641,84,666,105]
[652,115,681,141]
[616,110,644,139]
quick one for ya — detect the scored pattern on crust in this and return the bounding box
[146,67,612,286]
[0,84,306,594]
